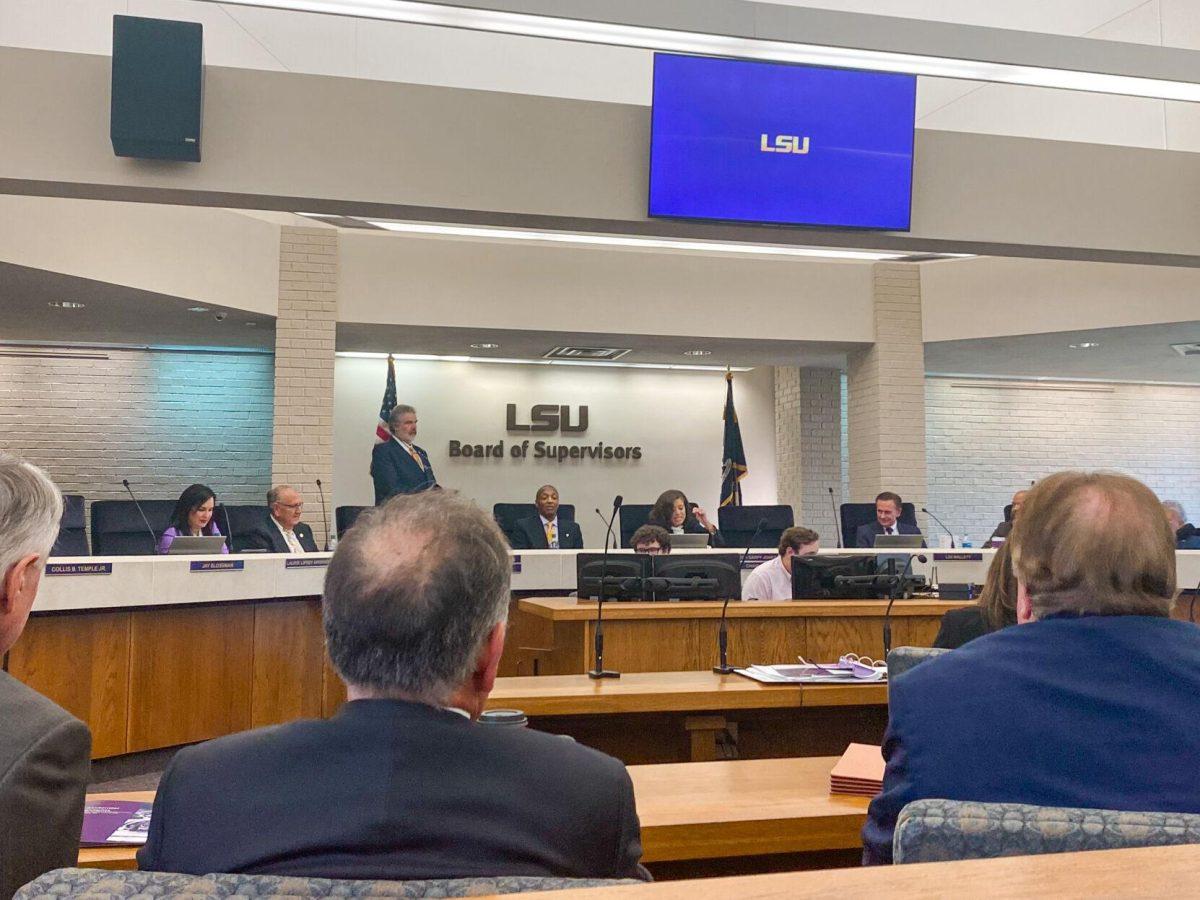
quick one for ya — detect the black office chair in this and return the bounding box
[718,504,795,549]
[221,504,270,553]
[1004,504,1014,522]
[90,499,176,555]
[493,503,577,547]
[839,502,919,549]
[618,504,654,548]
[50,494,89,556]
[335,505,368,537]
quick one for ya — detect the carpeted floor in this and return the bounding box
[89,771,163,793]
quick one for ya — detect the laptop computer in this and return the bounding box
[671,533,712,549]
[166,535,229,555]
[873,534,925,549]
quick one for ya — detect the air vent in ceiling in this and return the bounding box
[544,346,631,361]
[1170,342,1200,357]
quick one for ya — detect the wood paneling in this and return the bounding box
[8,612,131,757]
[250,600,324,728]
[127,605,255,752]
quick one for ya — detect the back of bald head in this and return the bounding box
[1010,471,1176,619]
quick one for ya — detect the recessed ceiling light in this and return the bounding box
[683,349,712,356]
[470,342,501,350]
[187,306,210,313]
[47,301,85,309]
[1069,342,1100,349]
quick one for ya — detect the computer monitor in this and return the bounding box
[165,535,228,555]
[576,553,650,601]
[649,553,741,601]
[873,534,924,549]
[792,555,880,600]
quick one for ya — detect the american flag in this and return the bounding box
[375,354,397,443]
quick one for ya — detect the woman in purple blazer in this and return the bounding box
[157,483,228,554]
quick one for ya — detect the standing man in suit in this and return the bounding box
[371,405,436,505]
[854,491,922,547]
[862,471,1200,864]
[139,490,647,881]
[509,485,583,550]
[0,454,91,899]
[242,485,319,553]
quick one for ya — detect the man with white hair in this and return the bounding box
[1163,500,1200,549]
[139,490,647,881]
[0,454,91,898]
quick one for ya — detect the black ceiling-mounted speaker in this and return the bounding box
[110,15,204,162]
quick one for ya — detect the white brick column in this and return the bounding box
[272,226,337,548]
[847,263,928,518]
[775,366,844,546]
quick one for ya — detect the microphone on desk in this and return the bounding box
[594,508,616,550]
[881,555,918,657]
[122,479,158,554]
[921,506,955,549]
[221,503,234,553]
[589,495,622,680]
[714,517,767,675]
[828,487,842,548]
[315,478,331,551]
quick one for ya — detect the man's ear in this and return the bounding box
[0,553,44,653]
[1016,580,1034,624]
[474,621,507,695]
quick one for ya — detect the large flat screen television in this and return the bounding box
[648,53,917,230]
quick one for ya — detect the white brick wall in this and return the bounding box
[775,366,843,545]
[926,376,1200,545]
[0,348,273,513]
[272,226,337,547]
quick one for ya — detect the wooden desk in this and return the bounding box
[82,758,866,876]
[505,597,963,677]
[506,844,1200,899]
[487,673,888,763]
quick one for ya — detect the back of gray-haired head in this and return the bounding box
[322,489,511,704]
[1164,501,1187,522]
[0,454,63,578]
[388,404,416,428]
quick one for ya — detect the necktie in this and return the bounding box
[544,521,558,549]
[283,529,303,554]
[886,526,895,536]
[406,444,425,471]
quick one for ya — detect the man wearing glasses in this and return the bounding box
[244,484,319,553]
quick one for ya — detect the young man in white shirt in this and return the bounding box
[741,526,820,600]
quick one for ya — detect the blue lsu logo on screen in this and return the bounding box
[648,54,916,230]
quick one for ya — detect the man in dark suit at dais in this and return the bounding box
[509,484,583,550]
[863,470,1200,864]
[371,404,437,504]
[139,490,648,882]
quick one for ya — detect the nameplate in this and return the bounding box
[189,560,244,573]
[284,557,329,569]
[512,555,522,573]
[934,552,984,562]
[741,553,775,570]
[46,562,113,577]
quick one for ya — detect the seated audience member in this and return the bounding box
[862,471,1200,865]
[630,525,671,555]
[1164,501,1200,549]
[646,489,723,546]
[242,485,319,554]
[742,527,820,601]
[157,483,228,554]
[932,541,1017,649]
[985,489,1028,545]
[509,484,583,550]
[0,455,91,899]
[854,492,922,548]
[138,490,648,881]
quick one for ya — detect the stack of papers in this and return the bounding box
[80,800,153,846]
[830,743,886,797]
[735,662,887,684]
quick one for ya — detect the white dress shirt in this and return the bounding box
[272,516,306,554]
[741,555,793,601]
[539,515,559,549]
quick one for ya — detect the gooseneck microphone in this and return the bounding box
[122,479,158,554]
[714,517,767,675]
[589,495,622,680]
[221,504,234,553]
[315,478,331,551]
[594,508,616,550]
[828,487,842,548]
[921,506,955,549]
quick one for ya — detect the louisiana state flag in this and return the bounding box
[720,371,747,507]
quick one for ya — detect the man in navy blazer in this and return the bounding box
[862,470,1200,865]
[854,491,923,547]
[509,484,583,550]
[371,405,437,504]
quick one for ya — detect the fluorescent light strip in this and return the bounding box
[361,220,904,261]
[212,0,1200,102]
[337,351,752,372]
